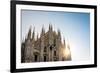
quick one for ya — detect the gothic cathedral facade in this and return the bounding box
[21,24,71,63]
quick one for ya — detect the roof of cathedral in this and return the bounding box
[34,30,58,47]
[24,24,65,49]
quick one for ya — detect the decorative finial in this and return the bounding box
[63,37,66,46]
[27,26,32,39]
[32,26,35,39]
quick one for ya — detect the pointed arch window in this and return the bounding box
[44,55,47,62]
[50,46,52,51]
[44,46,46,52]
[54,50,56,56]
[34,54,38,62]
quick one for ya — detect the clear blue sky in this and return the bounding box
[21,10,90,61]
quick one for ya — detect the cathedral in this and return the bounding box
[21,24,71,63]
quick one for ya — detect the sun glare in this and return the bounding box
[63,43,71,58]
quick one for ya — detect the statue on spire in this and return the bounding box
[57,29,61,40]
[41,25,45,36]
[49,23,53,31]
[32,26,35,41]
[27,26,31,40]
[63,37,66,46]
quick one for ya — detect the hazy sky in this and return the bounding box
[21,10,90,61]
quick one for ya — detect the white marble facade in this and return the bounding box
[21,24,71,63]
